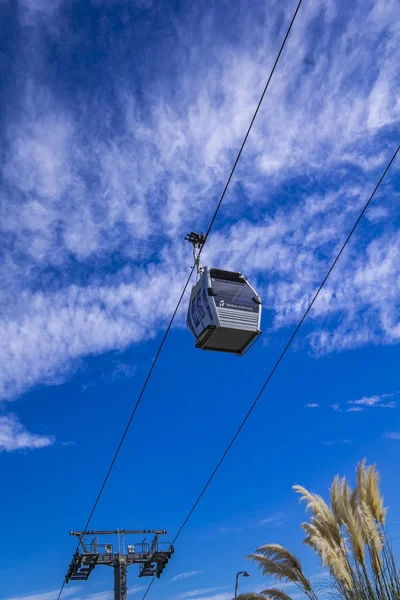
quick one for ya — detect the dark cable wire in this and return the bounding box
[203,0,303,244]
[141,147,400,600]
[56,580,66,599]
[57,0,304,596]
[56,266,196,600]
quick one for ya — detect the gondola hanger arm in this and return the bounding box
[185,231,206,274]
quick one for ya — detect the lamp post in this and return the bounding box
[235,571,250,597]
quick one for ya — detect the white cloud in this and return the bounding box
[0,264,186,400]
[3,588,76,600]
[83,594,113,600]
[172,572,205,583]
[307,229,400,354]
[310,571,331,583]
[109,362,137,380]
[305,403,319,408]
[365,205,390,223]
[0,414,54,453]
[322,439,352,446]
[67,592,120,600]
[258,513,285,526]
[178,589,227,600]
[383,432,400,440]
[1,0,400,400]
[17,0,67,22]
[347,393,397,410]
[219,513,284,534]
[11,589,143,600]
[331,394,398,413]
[180,594,231,600]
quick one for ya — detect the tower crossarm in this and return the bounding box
[64,528,173,594]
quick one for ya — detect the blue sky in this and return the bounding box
[0,0,400,599]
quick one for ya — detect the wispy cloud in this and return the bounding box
[383,432,400,440]
[81,594,113,600]
[3,588,77,600]
[258,514,285,526]
[178,588,227,600]
[347,393,397,411]
[305,403,319,408]
[172,572,205,583]
[322,439,352,446]
[180,594,231,600]
[0,414,54,452]
[1,0,399,400]
[71,593,113,600]
[109,362,137,380]
[220,513,284,534]
[127,587,146,596]
[255,573,331,598]
[331,393,398,413]
[254,581,304,598]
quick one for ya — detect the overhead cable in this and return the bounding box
[55,0,304,597]
[141,146,400,600]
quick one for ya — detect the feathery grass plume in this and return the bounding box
[293,486,341,547]
[330,475,355,525]
[355,459,387,524]
[364,463,387,526]
[294,487,352,590]
[246,460,399,600]
[301,522,352,590]
[309,515,340,549]
[246,544,311,592]
[255,545,303,572]
[339,491,365,566]
[355,459,367,503]
[341,478,354,513]
[350,488,358,513]
[356,501,383,556]
[246,554,298,582]
[260,588,293,600]
[330,475,342,524]
[356,504,382,579]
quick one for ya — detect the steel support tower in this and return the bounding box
[65,529,174,600]
[114,555,127,600]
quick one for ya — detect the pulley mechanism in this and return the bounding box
[184,231,206,248]
[185,231,206,274]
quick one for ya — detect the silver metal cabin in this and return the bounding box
[187,267,262,355]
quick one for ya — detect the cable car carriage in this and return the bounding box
[185,233,262,355]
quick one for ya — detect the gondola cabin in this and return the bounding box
[187,267,262,355]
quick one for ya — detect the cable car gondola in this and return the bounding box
[185,232,262,355]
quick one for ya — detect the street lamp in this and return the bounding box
[235,571,250,597]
